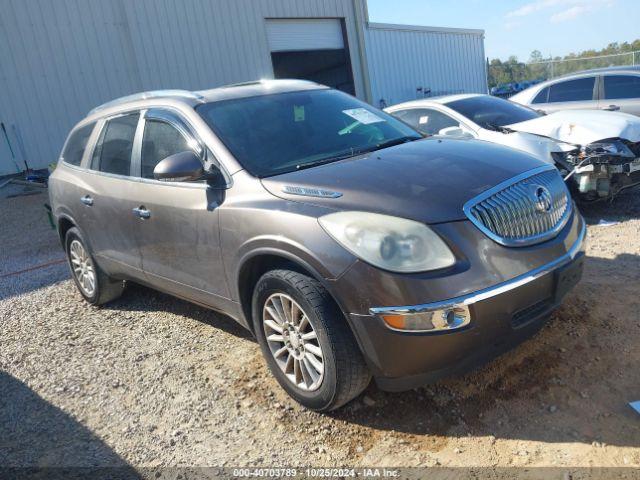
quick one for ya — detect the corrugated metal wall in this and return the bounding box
[364,23,487,108]
[0,0,366,172]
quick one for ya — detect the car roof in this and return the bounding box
[511,66,640,103]
[557,65,640,78]
[86,79,326,119]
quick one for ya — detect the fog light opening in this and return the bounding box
[440,307,468,329]
[443,309,456,326]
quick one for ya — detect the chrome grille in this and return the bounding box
[464,167,571,247]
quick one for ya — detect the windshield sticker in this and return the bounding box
[342,108,385,125]
[419,115,429,125]
[293,105,305,122]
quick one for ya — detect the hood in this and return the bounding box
[506,110,640,146]
[261,138,546,224]
[478,129,570,165]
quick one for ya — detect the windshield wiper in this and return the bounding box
[486,123,515,134]
[294,137,419,171]
[295,150,365,171]
[367,136,420,152]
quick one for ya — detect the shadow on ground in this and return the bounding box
[104,283,254,341]
[0,371,139,477]
[578,186,640,224]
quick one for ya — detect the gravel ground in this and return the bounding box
[1,182,639,472]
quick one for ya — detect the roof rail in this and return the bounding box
[88,89,205,115]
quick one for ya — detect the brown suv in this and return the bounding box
[49,80,585,411]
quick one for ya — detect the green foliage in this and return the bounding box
[488,40,640,88]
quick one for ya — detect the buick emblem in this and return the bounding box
[531,185,553,213]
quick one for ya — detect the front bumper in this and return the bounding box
[344,216,586,392]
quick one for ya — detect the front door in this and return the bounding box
[535,76,597,113]
[131,111,229,304]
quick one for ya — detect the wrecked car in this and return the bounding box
[386,94,640,201]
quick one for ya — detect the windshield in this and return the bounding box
[445,95,541,129]
[196,89,421,177]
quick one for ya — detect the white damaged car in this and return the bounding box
[386,94,640,201]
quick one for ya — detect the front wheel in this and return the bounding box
[252,269,371,411]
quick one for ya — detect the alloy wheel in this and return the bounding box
[69,239,96,297]
[262,293,325,391]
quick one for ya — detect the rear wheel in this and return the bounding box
[252,269,371,411]
[65,227,124,305]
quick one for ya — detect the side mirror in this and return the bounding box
[438,126,473,139]
[153,151,204,182]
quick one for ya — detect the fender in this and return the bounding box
[233,244,367,348]
[234,234,344,282]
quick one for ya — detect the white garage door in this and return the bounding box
[266,19,344,52]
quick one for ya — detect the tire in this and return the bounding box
[64,227,124,305]
[252,269,371,411]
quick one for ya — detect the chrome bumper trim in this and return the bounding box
[369,217,586,316]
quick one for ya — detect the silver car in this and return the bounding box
[510,66,640,116]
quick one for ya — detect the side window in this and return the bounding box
[413,109,460,135]
[61,122,96,166]
[392,109,420,126]
[93,113,139,176]
[604,75,640,100]
[532,87,549,104]
[141,120,194,179]
[547,77,595,103]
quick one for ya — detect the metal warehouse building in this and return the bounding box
[0,0,486,174]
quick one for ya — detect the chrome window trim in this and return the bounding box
[369,216,586,317]
[463,165,572,247]
[142,107,232,187]
[63,163,212,190]
[144,108,204,156]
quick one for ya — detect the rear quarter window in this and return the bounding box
[61,122,96,166]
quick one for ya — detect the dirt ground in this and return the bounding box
[1,182,639,474]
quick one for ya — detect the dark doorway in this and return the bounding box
[271,49,355,95]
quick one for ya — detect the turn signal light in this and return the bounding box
[380,306,470,332]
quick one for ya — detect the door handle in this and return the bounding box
[602,104,620,111]
[132,206,151,219]
[80,195,94,206]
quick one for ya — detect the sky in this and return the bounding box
[366,0,640,61]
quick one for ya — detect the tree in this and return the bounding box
[487,39,640,88]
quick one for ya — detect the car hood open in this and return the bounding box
[261,138,545,224]
[506,110,640,146]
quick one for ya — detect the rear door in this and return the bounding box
[599,74,640,116]
[80,112,145,278]
[531,76,597,113]
[130,109,229,304]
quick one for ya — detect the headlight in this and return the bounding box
[318,211,455,273]
[583,140,634,158]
